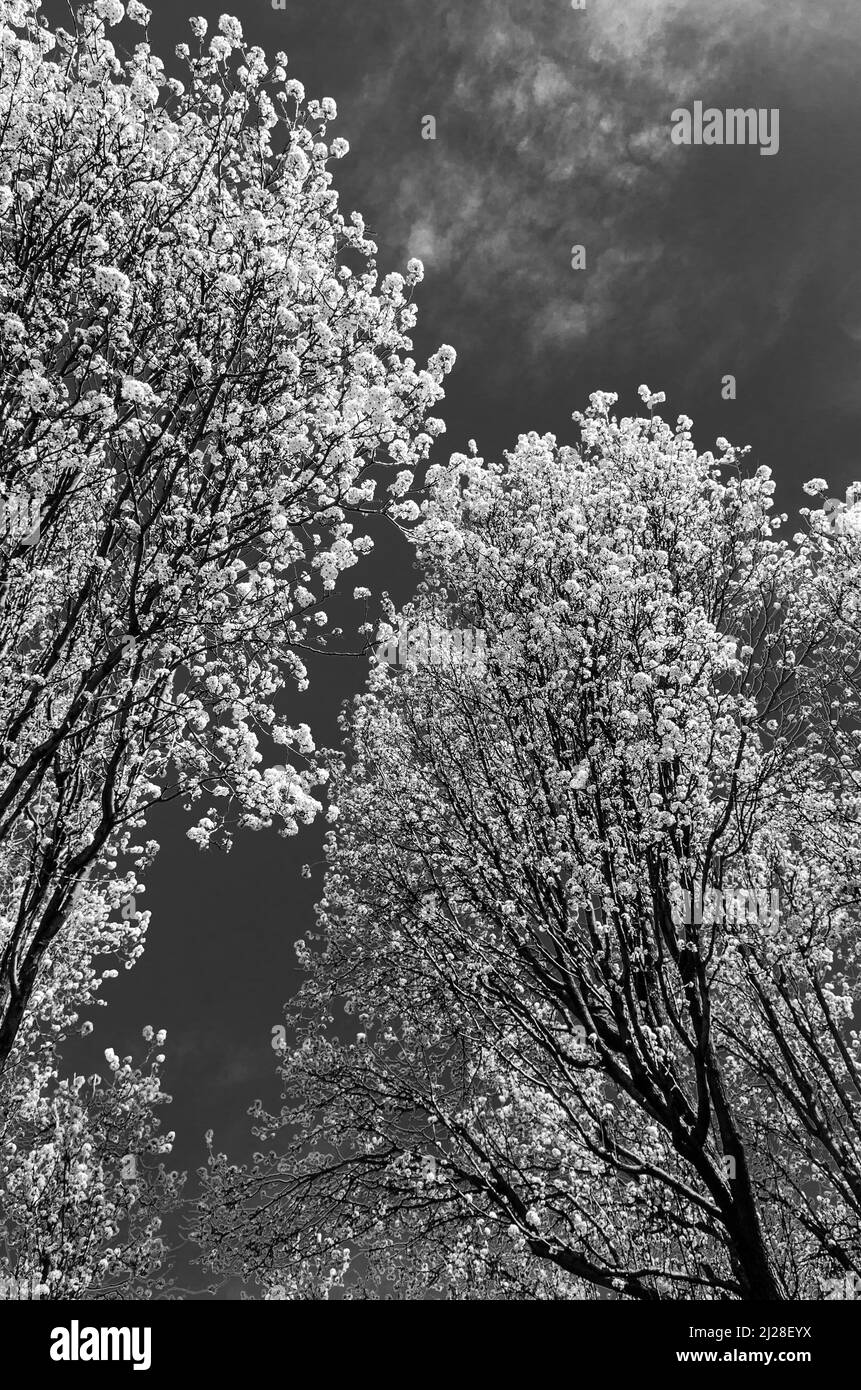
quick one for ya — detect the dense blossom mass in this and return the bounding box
[197,392,861,1300]
[0,0,452,1295]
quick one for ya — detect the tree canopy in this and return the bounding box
[0,0,452,1298]
[0,0,453,1068]
[198,391,861,1301]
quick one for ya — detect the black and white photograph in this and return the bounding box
[0,0,859,1366]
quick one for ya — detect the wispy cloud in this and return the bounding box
[334,0,861,400]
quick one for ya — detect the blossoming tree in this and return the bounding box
[0,0,454,1067]
[197,391,861,1300]
[0,1027,183,1301]
[0,852,184,1298]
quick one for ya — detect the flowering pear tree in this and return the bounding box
[0,1027,183,1300]
[0,855,185,1299]
[198,391,861,1301]
[0,0,454,1067]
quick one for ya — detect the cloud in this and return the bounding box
[333,0,861,403]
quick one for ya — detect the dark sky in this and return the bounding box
[49,0,861,1289]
